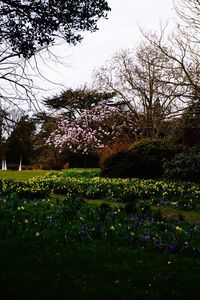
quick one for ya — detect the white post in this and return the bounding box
[19,156,22,171]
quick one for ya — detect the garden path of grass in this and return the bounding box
[86,201,200,223]
[53,193,200,224]
[152,205,200,223]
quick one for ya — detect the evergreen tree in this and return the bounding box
[6,116,36,164]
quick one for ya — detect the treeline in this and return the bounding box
[0,81,199,172]
[0,0,199,178]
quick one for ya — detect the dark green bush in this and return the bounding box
[100,150,136,178]
[163,149,200,183]
[101,138,178,179]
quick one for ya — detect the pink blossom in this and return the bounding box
[47,105,139,154]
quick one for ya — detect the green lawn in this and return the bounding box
[0,168,99,181]
[0,170,51,181]
[0,240,200,300]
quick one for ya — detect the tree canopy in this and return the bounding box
[44,86,116,120]
[0,0,111,58]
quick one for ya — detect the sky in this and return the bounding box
[36,0,177,100]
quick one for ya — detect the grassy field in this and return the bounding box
[1,169,200,299]
[1,241,200,300]
[0,170,51,180]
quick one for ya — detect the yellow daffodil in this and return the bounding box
[176,226,183,232]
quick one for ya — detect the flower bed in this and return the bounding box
[0,170,200,209]
[1,193,200,255]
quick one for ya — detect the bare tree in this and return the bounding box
[142,26,200,108]
[94,40,189,137]
[175,0,200,43]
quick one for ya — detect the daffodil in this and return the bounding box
[176,226,183,232]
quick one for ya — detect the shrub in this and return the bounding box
[99,139,134,166]
[101,138,178,179]
[163,149,200,183]
[100,150,135,179]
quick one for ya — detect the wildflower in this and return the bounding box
[176,226,183,232]
[35,232,40,237]
[24,219,29,223]
[110,226,115,230]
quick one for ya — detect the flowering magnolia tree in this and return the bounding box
[47,105,139,155]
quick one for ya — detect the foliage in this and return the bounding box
[1,169,200,211]
[47,105,138,155]
[98,140,133,166]
[0,0,111,58]
[101,138,179,179]
[1,191,200,255]
[33,113,63,169]
[0,178,50,198]
[164,149,200,183]
[6,115,36,164]
[0,1,111,107]
[1,169,200,298]
[44,87,116,121]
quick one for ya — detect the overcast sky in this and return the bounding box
[37,0,176,100]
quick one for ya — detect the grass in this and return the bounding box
[1,169,200,299]
[1,240,200,300]
[0,170,51,181]
[86,199,124,208]
[53,194,200,223]
[0,169,200,224]
[152,206,200,223]
[0,168,99,181]
[52,194,124,208]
